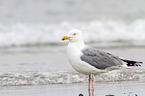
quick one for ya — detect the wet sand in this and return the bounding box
[0,81,145,96]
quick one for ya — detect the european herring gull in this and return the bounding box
[62,29,142,96]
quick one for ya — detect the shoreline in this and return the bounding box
[0,81,144,96]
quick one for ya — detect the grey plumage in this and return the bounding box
[80,46,142,69]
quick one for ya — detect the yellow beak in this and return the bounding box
[61,36,71,40]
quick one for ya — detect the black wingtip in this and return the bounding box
[127,63,142,66]
[121,59,143,67]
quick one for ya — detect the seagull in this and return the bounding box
[61,29,142,96]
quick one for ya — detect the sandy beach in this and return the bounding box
[0,81,145,96]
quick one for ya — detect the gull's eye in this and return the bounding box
[73,33,76,35]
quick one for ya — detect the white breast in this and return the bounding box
[67,43,105,75]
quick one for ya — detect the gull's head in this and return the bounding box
[62,29,83,42]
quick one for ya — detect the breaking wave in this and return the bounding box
[0,19,145,48]
[0,70,145,86]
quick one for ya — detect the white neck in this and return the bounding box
[67,41,86,61]
[68,40,85,50]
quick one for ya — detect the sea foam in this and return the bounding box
[0,70,145,86]
[0,19,145,48]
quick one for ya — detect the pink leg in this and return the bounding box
[88,75,91,96]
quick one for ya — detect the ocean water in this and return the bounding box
[0,0,145,48]
[0,19,145,48]
[0,47,144,87]
[0,0,145,96]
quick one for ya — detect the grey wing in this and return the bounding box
[80,47,123,69]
